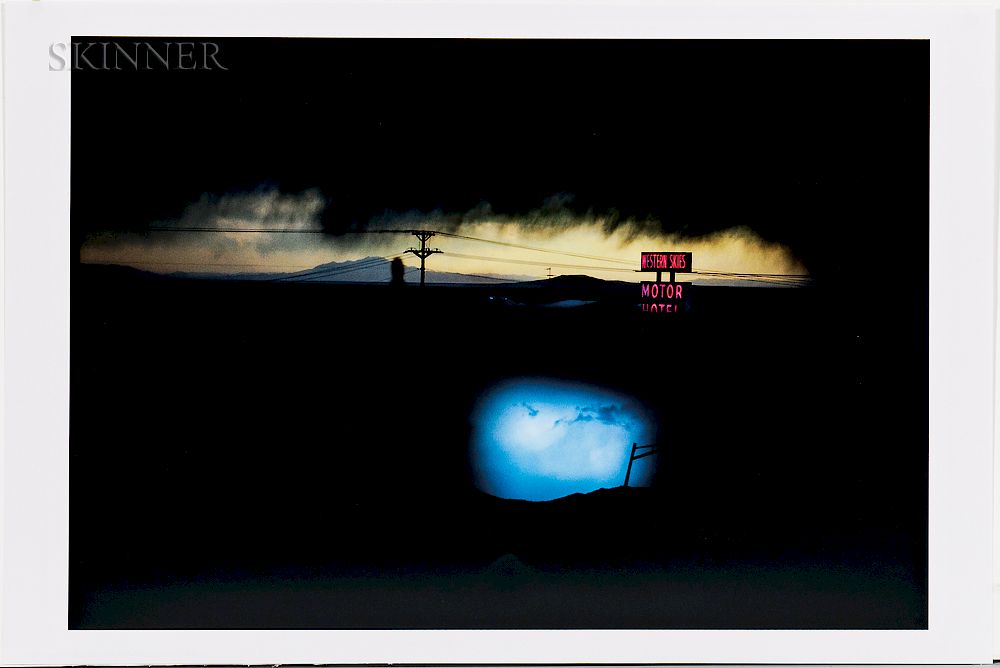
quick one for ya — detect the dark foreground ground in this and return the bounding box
[70,267,927,629]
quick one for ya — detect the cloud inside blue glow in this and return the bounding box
[470,378,656,501]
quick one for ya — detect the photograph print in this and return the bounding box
[70,38,928,629]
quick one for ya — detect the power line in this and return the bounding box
[273,260,388,282]
[435,231,636,266]
[114,225,814,283]
[449,273,518,282]
[401,232,812,281]
[395,262,515,283]
[411,251,812,284]
[147,227,329,234]
[695,269,812,279]
[144,227,427,235]
[143,226,637,266]
[703,277,810,287]
[287,262,389,281]
[83,259,315,269]
[273,255,404,282]
[88,255,810,285]
[444,251,638,273]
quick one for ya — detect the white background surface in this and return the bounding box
[1,1,996,665]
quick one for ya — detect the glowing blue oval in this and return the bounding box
[470,378,656,501]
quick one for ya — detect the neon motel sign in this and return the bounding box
[638,252,692,313]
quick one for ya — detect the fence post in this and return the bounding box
[624,442,638,487]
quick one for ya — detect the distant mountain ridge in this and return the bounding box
[149,256,537,284]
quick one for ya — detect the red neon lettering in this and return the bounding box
[642,253,689,271]
[640,282,686,300]
[642,253,669,269]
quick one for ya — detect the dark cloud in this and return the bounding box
[72,38,927,281]
[328,193,661,244]
[557,404,629,428]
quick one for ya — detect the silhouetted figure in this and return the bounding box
[390,257,405,286]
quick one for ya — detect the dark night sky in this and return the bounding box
[72,38,928,280]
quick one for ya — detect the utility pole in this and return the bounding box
[405,231,442,286]
[546,267,553,279]
[623,442,659,487]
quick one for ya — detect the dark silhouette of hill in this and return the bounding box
[79,263,162,282]
[466,486,670,571]
[84,257,534,284]
[511,274,631,290]
[494,274,633,304]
